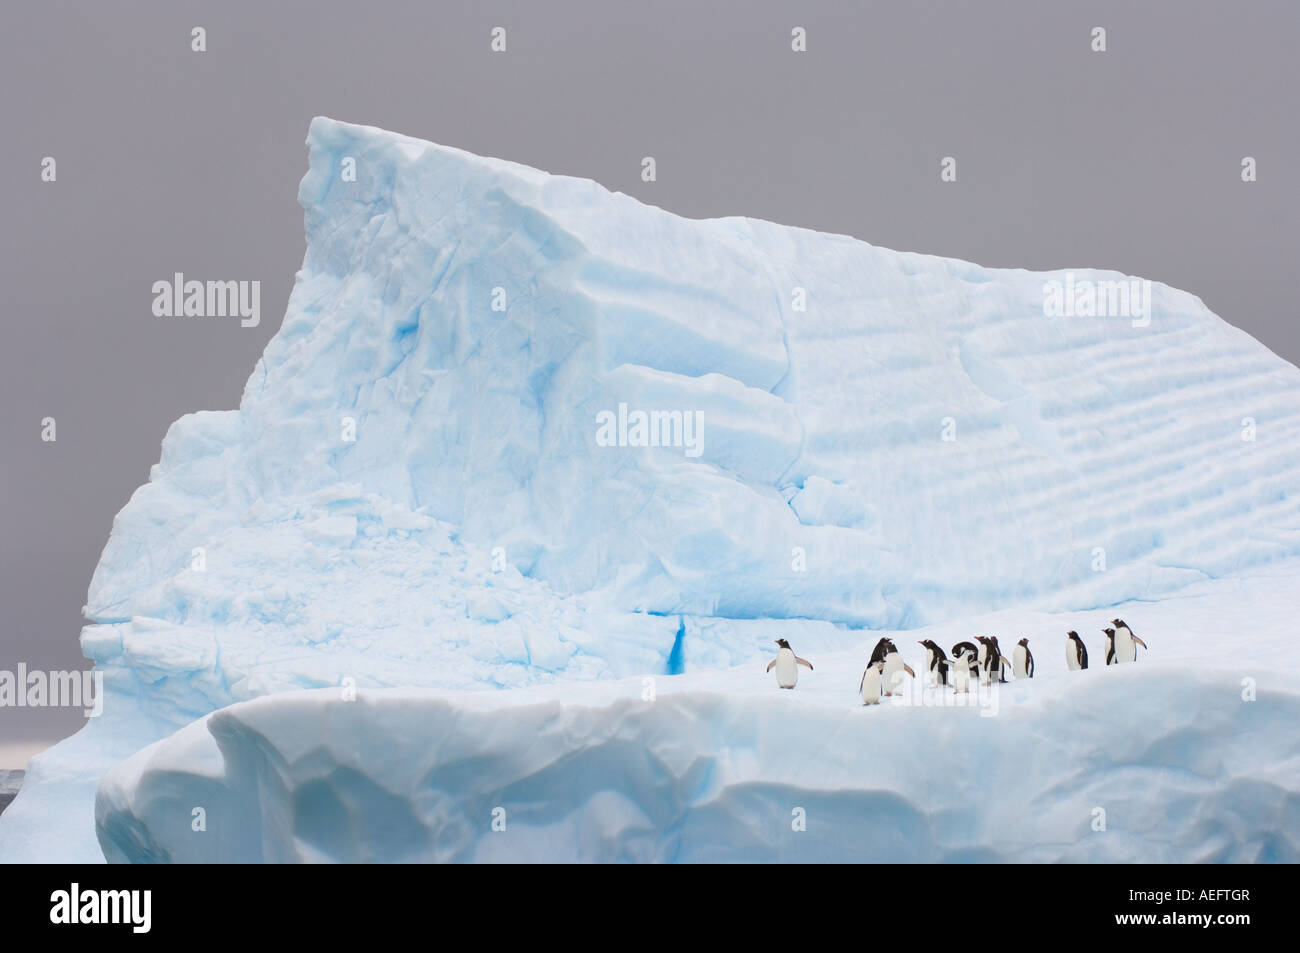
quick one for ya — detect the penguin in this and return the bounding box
[766,638,813,689]
[1066,631,1088,671]
[881,643,916,695]
[994,637,1012,682]
[1111,619,1147,663]
[1102,628,1117,665]
[859,660,886,706]
[977,636,1010,684]
[1013,637,1034,678]
[868,636,892,666]
[949,643,978,693]
[918,639,950,687]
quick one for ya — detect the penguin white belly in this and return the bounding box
[1067,646,1081,671]
[1116,632,1136,663]
[860,668,883,705]
[923,649,938,686]
[1013,645,1028,678]
[952,661,971,692]
[775,649,799,688]
[882,653,905,694]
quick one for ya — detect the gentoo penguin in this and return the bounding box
[860,660,886,706]
[1013,637,1034,678]
[1111,619,1147,663]
[1066,631,1089,670]
[976,636,1009,684]
[868,637,892,666]
[918,639,950,687]
[993,636,1011,682]
[767,638,813,689]
[949,643,978,693]
[881,642,916,695]
[1102,628,1117,665]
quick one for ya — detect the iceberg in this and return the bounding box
[5,117,1300,863]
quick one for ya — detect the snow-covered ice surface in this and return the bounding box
[4,117,1300,862]
[96,568,1300,863]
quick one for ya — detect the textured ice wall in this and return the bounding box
[85,119,1300,646]
[95,665,1300,864]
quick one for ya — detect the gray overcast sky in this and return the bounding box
[2,0,1296,760]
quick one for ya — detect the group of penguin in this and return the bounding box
[766,619,1148,705]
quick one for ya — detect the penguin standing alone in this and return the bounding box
[1066,631,1089,670]
[1111,619,1148,663]
[860,660,886,705]
[767,638,813,689]
[1013,637,1034,678]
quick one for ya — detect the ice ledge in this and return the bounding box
[96,663,1299,863]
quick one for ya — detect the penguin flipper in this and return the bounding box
[766,659,777,673]
[796,657,814,670]
[1133,636,1148,650]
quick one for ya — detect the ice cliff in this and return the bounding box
[4,117,1300,862]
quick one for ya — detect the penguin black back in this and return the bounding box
[987,636,1008,682]
[918,639,948,667]
[918,639,950,685]
[1017,637,1034,677]
[1067,631,1088,669]
[952,640,979,660]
